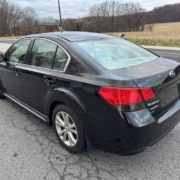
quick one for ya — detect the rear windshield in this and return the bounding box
[76,38,158,70]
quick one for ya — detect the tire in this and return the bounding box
[52,104,85,153]
[0,91,4,99]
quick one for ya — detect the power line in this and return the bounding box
[31,0,50,9]
[31,0,48,7]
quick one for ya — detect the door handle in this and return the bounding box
[44,77,55,85]
[15,69,21,76]
[15,73,20,76]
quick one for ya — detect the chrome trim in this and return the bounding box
[37,37,71,73]
[6,37,71,73]
[3,93,48,122]
[158,101,180,123]
[15,63,65,75]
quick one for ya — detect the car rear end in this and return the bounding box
[126,61,180,152]
[93,60,180,153]
[73,37,180,153]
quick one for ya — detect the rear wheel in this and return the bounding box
[0,90,4,99]
[52,105,85,153]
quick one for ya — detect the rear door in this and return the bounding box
[14,38,70,114]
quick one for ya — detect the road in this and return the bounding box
[0,39,16,44]
[148,48,180,62]
[0,42,180,180]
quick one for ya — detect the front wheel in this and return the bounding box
[52,105,85,153]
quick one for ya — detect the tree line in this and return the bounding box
[0,0,180,36]
[63,1,145,32]
[146,3,180,24]
[0,0,42,36]
[63,1,180,32]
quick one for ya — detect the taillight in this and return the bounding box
[98,87,155,106]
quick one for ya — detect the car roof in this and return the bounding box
[26,31,114,42]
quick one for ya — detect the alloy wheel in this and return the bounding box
[55,111,78,147]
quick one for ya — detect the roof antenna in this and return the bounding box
[58,0,63,32]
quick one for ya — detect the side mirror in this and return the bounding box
[0,53,4,62]
[119,33,126,38]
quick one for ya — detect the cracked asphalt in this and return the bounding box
[1,98,180,180]
[0,43,180,179]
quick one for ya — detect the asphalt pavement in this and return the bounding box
[0,39,16,44]
[148,48,180,62]
[0,42,180,180]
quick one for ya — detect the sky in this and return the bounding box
[8,0,180,19]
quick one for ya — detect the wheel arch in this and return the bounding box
[46,87,86,125]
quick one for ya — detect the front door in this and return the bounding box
[0,38,32,99]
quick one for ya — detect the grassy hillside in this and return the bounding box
[1,22,180,47]
[111,22,180,47]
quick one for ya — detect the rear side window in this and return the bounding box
[76,38,158,70]
[6,39,31,63]
[53,47,69,71]
[30,39,57,69]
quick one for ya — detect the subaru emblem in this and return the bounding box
[169,70,176,78]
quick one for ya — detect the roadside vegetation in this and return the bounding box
[0,0,180,47]
[0,36,20,40]
[110,22,180,47]
[130,39,180,47]
[1,22,180,48]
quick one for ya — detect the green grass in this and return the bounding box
[127,39,180,47]
[0,36,21,40]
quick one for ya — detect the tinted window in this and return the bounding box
[6,39,31,63]
[30,39,57,69]
[53,47,69,71]
[76,38,158,70]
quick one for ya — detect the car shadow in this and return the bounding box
[0,98,179,179]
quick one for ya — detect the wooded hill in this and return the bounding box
[0,0,180,36]
[145,3,180,23]
[63,2,180,32]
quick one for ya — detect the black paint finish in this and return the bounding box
[0,32,180,153]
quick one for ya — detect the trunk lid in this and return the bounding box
[110,57,180,117]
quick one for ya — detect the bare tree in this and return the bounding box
[0,0,179,36]
[146,24,153,31]
[8,4,23,35]
[89,1,145,32]
[20,7,40,35]
[0,0,9,35]
[0,0,24,35]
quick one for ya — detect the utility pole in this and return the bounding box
[58,0,63,32]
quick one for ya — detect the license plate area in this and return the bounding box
[159,83,179,107]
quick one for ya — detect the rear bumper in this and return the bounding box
[83,101,180,154]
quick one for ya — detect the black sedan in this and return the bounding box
[0,32,179,154]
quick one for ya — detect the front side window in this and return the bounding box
[30,39,57,69]
[76,38,158,70]
[53,47,69,71]
[6,39,31,63]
